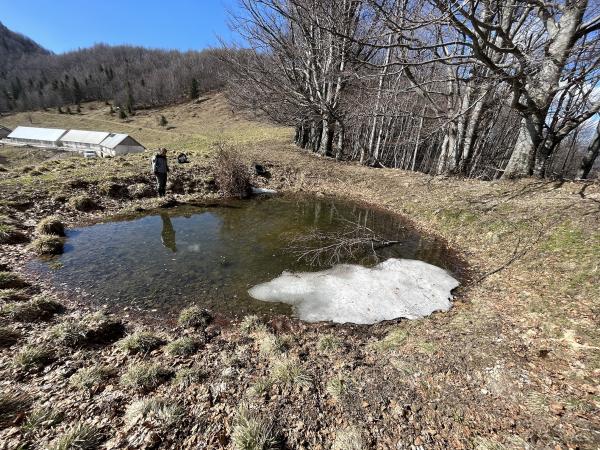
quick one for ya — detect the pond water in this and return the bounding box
[29,195,460,321]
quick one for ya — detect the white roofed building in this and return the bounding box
[4,126,145,156]
[99,133,145,156]
[6,126,67,148]
[61,130,110,152]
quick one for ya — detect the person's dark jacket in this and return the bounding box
[152,154,169,174]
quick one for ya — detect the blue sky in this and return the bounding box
[2,0,238,53]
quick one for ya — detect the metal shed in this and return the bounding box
[6,126,67,147]
[60,130,110,151]
[99,133,145,156]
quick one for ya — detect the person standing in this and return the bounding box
[152,148,169,196]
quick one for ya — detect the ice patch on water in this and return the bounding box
[251,187,278,195]
[248,258,459,324]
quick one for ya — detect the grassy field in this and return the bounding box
[0,95,599,449]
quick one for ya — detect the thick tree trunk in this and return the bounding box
[577,121,600,179]
[502,114,544,178]
[318,116,334,157]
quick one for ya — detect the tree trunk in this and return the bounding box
[577,121,600,179]
[318,116,334,157]
[502,114,544,178]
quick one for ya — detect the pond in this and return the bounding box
[29,195,461,323]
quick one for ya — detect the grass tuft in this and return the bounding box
[0,327,22,348]
[240,315,265,334]
[22,407,64,435]
[14,344,55,370]
[124,397,185,429]
[165,336,202,357]
[246,377,272,398]
[0,271,29,289]
[231,403,279,450]
[0,288,30,302]
[270,357,312,389]
[70,366,115,392]
[49,421,104,450]
[1,296,63,322]
[174,366,206,388]
[213,145,251,199]
[178,306,212,329]
[332,426,367,450]
[50,313,125,347]
[117,331,164,354]
[256,332,289,357]
[318,334,342,352]
[326,374,353,402]
[68,195,98,212]
[371,328,408,352]
[36,216,66,236]
[31,235,64,255]
[0,391,32,428]
[121,362,172,391]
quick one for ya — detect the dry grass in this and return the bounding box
[68,195,98,212]
[165,336,202,356]
[49,313,125,347]
[22,407,64,436]
[117,331,164,354]
[213,144,251,199]
[121,362,173,391]
[231,403,279,450]
[1,296,63,322]
[269,357,312,389]
[49,421,104,450]
[30,235,64,255]
[177,306,212,329]
[35,216,65,236]
[14,344,55,370]
[173,366,206,388]
[0,327,22,348]
[69,366,115,391]
[124,397,185,430]
[0,271,29,289]
[0,391,32,428]
[332,426,367,450]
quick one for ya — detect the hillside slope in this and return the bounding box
[0,21,49,62]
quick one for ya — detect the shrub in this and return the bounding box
[124,397,184,430]
[49,421,104,450]
[270,357,312,389]
[68,195,98,212]
[0,327,21,348]
[31,235,64,255]
[117,331,164,354]
[14,344,55,370]
[50,313,125,347]
[36,217,65,236]
[1,297,63,322]
[0,391,32,429]
[165,336,202,357]
[0,271,29,289]
[70,366,114,392]
[318,335,342,352]
[178,306,212,329]
[121,362,172,391]
[231,403,279,450]
[213,145,251,199]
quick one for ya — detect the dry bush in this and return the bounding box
[213,144,251,199]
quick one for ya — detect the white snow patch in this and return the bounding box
[248,258,459,324]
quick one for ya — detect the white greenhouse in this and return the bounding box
[3,126,146,156]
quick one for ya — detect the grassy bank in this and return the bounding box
[0,95,598,449]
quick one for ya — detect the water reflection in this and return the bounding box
[160,213,177,253]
